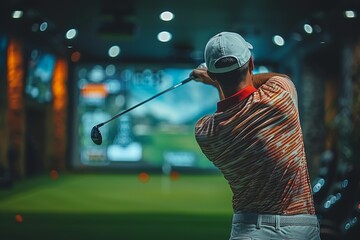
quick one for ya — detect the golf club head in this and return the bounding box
[91,126,102,145]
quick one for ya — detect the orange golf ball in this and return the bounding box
[170,171,180,181]
[138,172,150,183]
[50,170,59,180]
[15,214,23,223]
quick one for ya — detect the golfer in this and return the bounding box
[191,32,321,239]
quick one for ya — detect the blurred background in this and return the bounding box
[0,0,359,239]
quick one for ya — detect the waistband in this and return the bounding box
[232,213,319,227]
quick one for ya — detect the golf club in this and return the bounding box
[90,70,201,145]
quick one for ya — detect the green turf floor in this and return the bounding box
[0,172,233,240]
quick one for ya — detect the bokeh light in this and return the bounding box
[345,10,356,18]
[66,29,77,39]
[157,31,172,42]
[39,22,48,32]
[12,10,23,19]
[160,11,174,21]
[304,24,313,34]
[273,35,285,46]
[108,45,120,57]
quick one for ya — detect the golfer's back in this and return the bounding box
[195,76,315,215]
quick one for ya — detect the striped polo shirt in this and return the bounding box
[195,76,315,215]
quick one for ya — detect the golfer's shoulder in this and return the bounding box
[196,115,212,126]
[196,114,214,125]
[264,75,297,94]
[195,115,214,133]
[259,75,298,109]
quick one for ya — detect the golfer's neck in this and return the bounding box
[222,76,254,98]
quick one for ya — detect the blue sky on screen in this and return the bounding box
[128,68,218,124]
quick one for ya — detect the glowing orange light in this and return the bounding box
[52,59,68,170]
[81,84,108,98]
[7,39,25,177]
[52,59,68,111]
[7,39,24,111]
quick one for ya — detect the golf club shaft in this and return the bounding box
[96,76,194,128]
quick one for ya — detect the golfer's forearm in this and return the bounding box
[252,73,289,88]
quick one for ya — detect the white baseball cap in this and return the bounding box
[205,32,253,73]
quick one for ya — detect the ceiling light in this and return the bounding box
[66,29,77,39]
[39,22,48,32]
[108,45,120,57]
[345,10,356,18]
[157,31,172,42]
[304,24,313,34]
[273,35,285,46]
[12,10,23,19]
[160,11,174,21]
